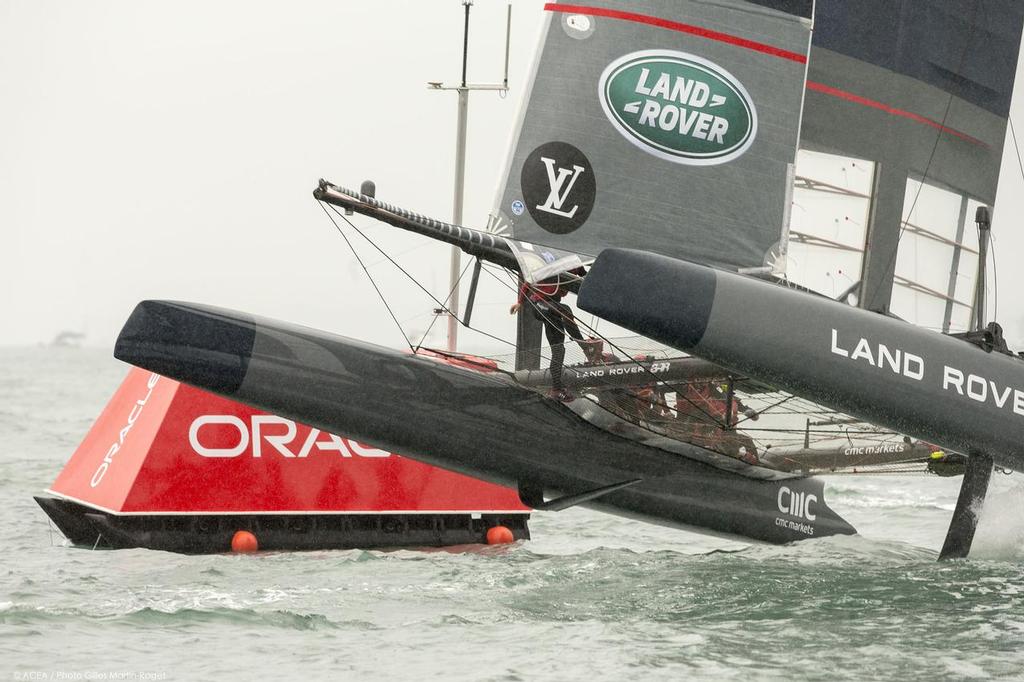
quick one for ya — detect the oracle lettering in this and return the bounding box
[189,414,392,459]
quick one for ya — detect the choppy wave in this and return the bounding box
[2,347,1024,681]
[0,602,349,631]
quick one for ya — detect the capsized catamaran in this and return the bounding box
[112,1,1024,557]
[37,364,530,553]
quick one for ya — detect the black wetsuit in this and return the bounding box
[532,298,587,391]
[519,272,590,392]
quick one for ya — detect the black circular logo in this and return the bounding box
[520,141,596,235]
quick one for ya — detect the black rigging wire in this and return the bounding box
[991,113,1024,326]
[481,257,909,456]
[415,259,474,351]
[975,18,1024,331]
[732,393,795,429]
[481,264,730,427]
[319,205,898,454]
[321,201,517,351]
[325,211,896,455]
[1009,117,1024,186]
[317,200,414,352]
[569,310,732,427]
[864,0,982,313]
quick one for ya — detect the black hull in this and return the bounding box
[112,300,857,544]
[579,249,1024,474]
[35,497,530,554]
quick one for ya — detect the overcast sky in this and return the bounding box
[4,1,1024,353]
[0,0,547,353]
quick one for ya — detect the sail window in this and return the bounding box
[786,149,875,298]
[889,178,980,333]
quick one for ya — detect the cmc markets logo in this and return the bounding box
[598,50,757,166]
[777,485,817,521]
[519,141,596,235]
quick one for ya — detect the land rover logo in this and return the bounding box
[598,50,757,166]
[520,141,596,234]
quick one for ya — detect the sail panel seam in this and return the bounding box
[543,3,807,63]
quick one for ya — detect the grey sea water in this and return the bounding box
[2,347,1023,681]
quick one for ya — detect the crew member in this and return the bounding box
[628,355,671,422]
[511,270,600,400]
[676,380,760,464]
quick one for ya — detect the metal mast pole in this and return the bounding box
[447,1,472,353]
[430,1,511,353]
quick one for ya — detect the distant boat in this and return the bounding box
[50,331,85,347]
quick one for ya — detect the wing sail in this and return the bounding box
[491,1,812,271]
[802,0,1024,313]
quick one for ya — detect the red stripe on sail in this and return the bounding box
[544,4,984,147]
[806,81,987,148]
[544,3,808,63]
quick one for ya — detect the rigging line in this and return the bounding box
[317,201,414,352]
[482,264,745,429]
[579,336,731,427]
[732,392,795,428]
[480,260,521,291]
[564,305,730,428]
[414,311,442,351]
[863,0,981,313]
[480,266,574,364]
[737,427,896,436]
[365,241,435,268]
[1009,117,1024,188]
[398,310,437,324]
[481,264,713,421]
[573,325,729,427]
[415,259,474,351]
[479,265,585,366]
[993,112,1024,325]
[323,202,518,351]
[324,201,449,306]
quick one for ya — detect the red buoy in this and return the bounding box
[231,530,259,553]
[486,525,514,545]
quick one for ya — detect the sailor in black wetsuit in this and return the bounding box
[511,272,600,400]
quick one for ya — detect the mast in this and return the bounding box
[973,206,991,331]
[429,1,511,352]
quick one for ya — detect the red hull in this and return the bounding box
[39,368,529,551]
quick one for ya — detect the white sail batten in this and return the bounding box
[801,0,1024,313]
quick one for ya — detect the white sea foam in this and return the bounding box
[971,477,1024,560]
